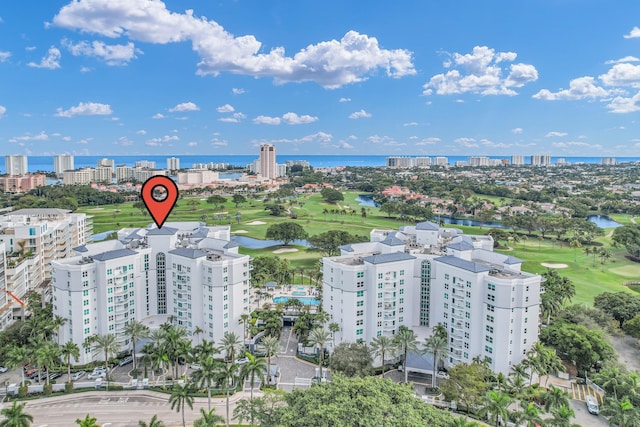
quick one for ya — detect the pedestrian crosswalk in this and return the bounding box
[571,382,604,405]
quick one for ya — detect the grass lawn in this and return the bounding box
[79,192,640,306]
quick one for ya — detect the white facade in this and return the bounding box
[5,156,28,176]
[97,158,115,173]
[468,157,490,167]
[167,157,181,171]
[177,170,219,185]
[322,222,542,374]
[52,223,251,364]
[386,157,432,168]
[54,155,75,177]
[531,154,551,166]
[511,155,525,166]
[433,157,449,166]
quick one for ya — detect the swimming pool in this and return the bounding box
[292,291,306,296]
[273,296,319,305]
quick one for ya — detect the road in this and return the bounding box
[14,392,240,427]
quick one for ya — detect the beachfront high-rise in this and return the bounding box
[259,144,277,179]
[511,155,525,166]
[167,157,181,171]
[51,223,251,364]
[4,155,28,176]
[530,154,551,166]
[322,222,543,374]
[54,155,74,177]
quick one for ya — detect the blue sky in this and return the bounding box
[2,1,640,157]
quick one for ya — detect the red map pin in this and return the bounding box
[141,175,179,229]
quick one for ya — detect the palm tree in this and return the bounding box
[91,333,120,374]
[193,356,219,411]
[61,341,81,383]
[138,415,165,427]
[478,390,513,427]
[124,320,150,374]
[169,383,194,427]
[258,335,280,384]
[75,414,99,427]
[423,331,449,388]
[394,326,419,384]
[51,315,67,346]
[239,314,251,339]
[217,362,240,427]
[307,327,331,378]
[35,340,61,386]
[547,404,580,427]
[6,347,29,387]
[219,332,243,364]
[0,401,33,427]
[601,396,639,427]
[370,335,396,378]
[193,408,225,427]
[240,354,267,426]
[451,418,482,427]
[543,385,571,412]
[328,322,340,347]
[513,401,544,427]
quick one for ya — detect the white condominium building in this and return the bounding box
[259,144,277,179]
[511,155,525,166]
[322,222,543,374]
[530,154,551,166]
[167,157,181,171]
[54,155,75,177]
[5,155,28,176]
[51,223,251,364]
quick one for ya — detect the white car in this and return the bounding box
[88,368,107,380]
[190,363,202,371]
[0,366,8,373]
[71,371,86,381]
[236,357,249,365]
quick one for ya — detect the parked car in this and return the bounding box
[236,357,249,365]
[586,395,600,415]
[436,371,449,379]
[71,371,86,381]
[25,368,38,378]
[0,366,8,373]
[88,368,107,380]
[190,363,201,371]
[118,356,133,367]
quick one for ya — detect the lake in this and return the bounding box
[587,215,622,228]
[355,194,379,207]
[231,235,311,248]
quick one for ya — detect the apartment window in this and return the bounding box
[378,273,383,279]
[525,317,528,323]
[356,320,363,326]
[445,274,449,280]
[445,283,449,290]
[487,294,495,302]
[485,345,493,354]
[399,289,404,295]
[377,292,383,299]
[526,285,529,292]
[399,298,404,304]
[357,272,364,278]
[378,283,383,289]
[444,303,449,309]
[356,291,364,297]
[486,325,494,333]
[444,313,448,319]
[444,293,449,300]
[356,329,363,335]
[487,305,495,312]
[83,309,89,315]
[486,335,493,343]
[488,283,496,291]
[486,315,494,323]
[84,327,90,334]
[465,301,471,308]
[357,301,364,307]
[83,290,89,297]
[356,310,364,316]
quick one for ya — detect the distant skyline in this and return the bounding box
[2,1,640,156]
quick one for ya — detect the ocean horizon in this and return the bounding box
[7,155,640,174]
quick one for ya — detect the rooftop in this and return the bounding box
[362,252,416,265]
[91,248,138,262]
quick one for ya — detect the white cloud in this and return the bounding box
[253,115,281,125]
[211,138,228,146]
[338,141,354,149]
[454,137,478,148]
[607,91,640,113]
[349,109,372,119]
[599,63,640,88]
[9,131,49,142]
[339,97,351,102]
[187,141,198,147]
[545,131,568,137]
[146,135,179,146]
[0,51,10,62]
[423,46,538,96]
[533,76,611,100]
[605,56,640,65]
[152,113,165,119]
[216,104,235,113]
[28,46,61,69]
[0,105,5,118]
[231,88,245,95]
[403,122,418,126]
[25,46,36,51]
[366,135,394,144]
[218,112,246,123]
[624,27,640,39]
[511,127,523,134]
[113,137,133,146]
[416,137,440,145]
[136,129,147,135]
[55,102,112,117]
[80,66,91,72]
[282,112,318,125]
[254,132,333,146]
[53,1,414,88]
[62,39,140,65]
[481,139,512,148]
[169,102,199,112]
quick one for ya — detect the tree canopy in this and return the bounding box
[593,291,640,328]
[265,222,308,246]
[320,187,344,204]
[277,375,456,427]
[308,230,368,256]
[328,342,373,377]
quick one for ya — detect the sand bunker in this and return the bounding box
[246,221,266,225]
[541,263,568,268]
[272,248,299,254]
[232,230,248,234]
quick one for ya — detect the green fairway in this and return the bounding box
[78,192,640,306]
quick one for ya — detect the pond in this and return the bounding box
[230,235,311,248]
[355,194,380,207]
[437,216,508,229]
[92,230,117,242]
[587,214,622,228]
